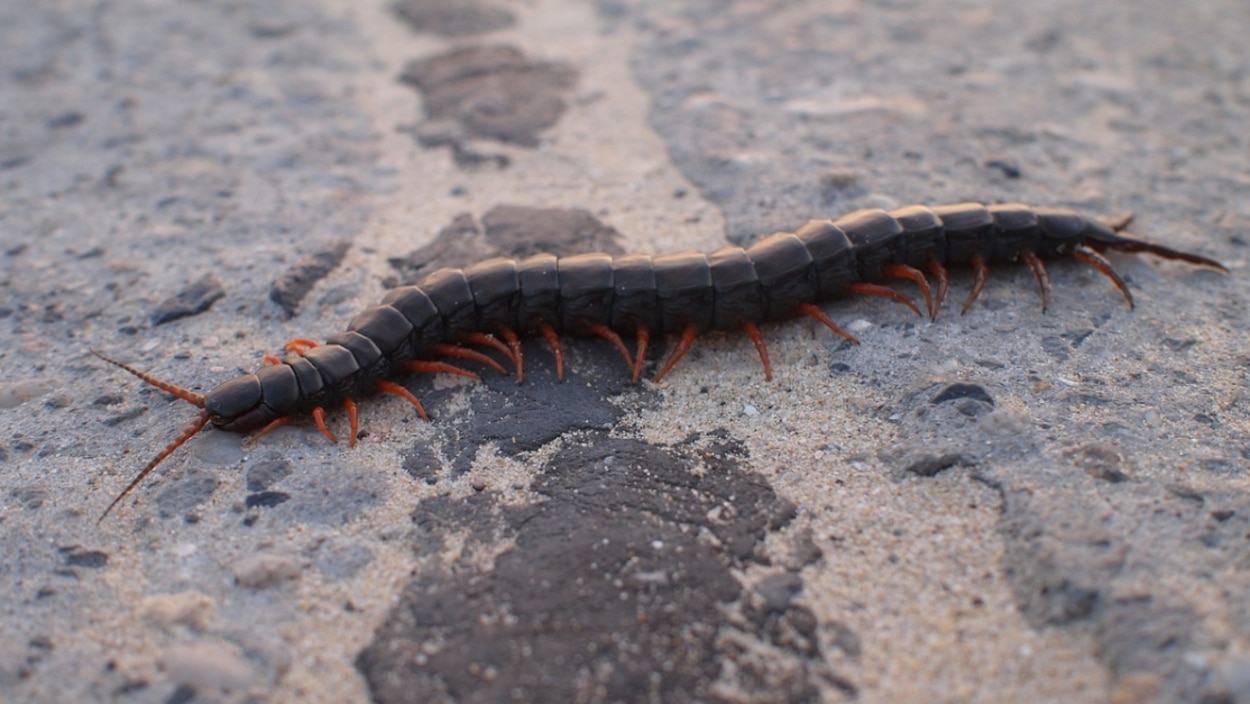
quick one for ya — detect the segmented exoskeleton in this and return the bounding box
[93,202,1226,520]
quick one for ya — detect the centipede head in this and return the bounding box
[91,350,211,522]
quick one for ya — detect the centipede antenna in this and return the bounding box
[1107,236,1229,273]
[1108,212,1135,232]
[97,409,210,523]
[1084,228,1228,273]
[90,350,206,408]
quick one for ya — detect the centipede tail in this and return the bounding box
[94,202,1225,519]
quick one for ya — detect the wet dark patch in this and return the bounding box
[245,491,290,508]
[47,111,85,129]
[392,0,515,37]
[930,383,994,406]
[1063,329,1095,348]
[399,45,578,153]
[11,486,47,509]
[154,470,220,520]
[754,571,803,611]
[93,392,124,406]
[984,158,1021,179]
[903,452,971,478]
[269,241,351,318]
[1041,335,1072,361]
[150,275,225,326]
[358,432,838,702]
[246,458,293,492]
[401,443,441,484]
[99,406,147,427]
[60,547,109,569]
[1066,443,1131,483]
[1100,599,1206,703]
[1062,392,1111,407]
[277,462,388,525]
[388,206,623,282]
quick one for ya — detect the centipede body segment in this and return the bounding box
[93,202,1226,520]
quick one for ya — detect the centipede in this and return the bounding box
[92,201,1226,520]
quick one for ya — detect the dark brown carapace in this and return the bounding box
[94,203,1226,521]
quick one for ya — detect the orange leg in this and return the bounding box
[1074,244,1134,309]
[377,380,429,421]
[1019,251,1051,313]
[343,398,359,448]
[250,416,295,443]
[654,323,698,383]
[536,322,565,381]
[588,323,635,376]
[883,263,935,320]
[925,258,949,319]
[741,322,773,381]
[462,332,516,372]
[631,326,650,384]
[406,360,481,381]
[796,303,859,345]
[497,326,524,383]
[961,253,989,314]
[848,282,922,316]
[464,331,515,363]
[262,355,282,366]
[431,343,507,375]
[285,338,319,355]
[311,406,337,444]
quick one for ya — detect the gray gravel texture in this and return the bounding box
[1,0,1247,703]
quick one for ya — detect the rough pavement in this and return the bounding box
[1,0,1247,702]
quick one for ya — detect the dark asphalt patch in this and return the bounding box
[391,0,515,38]
[149,275,226,326]
[269,241,352,317]
[388,205,624,282]
[358,431,842,702]
[400,45,578,151]
[403,328,639,478]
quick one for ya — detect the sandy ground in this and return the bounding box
[1,0,1247,702]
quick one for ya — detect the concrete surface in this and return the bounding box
[1,0,1247,702]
